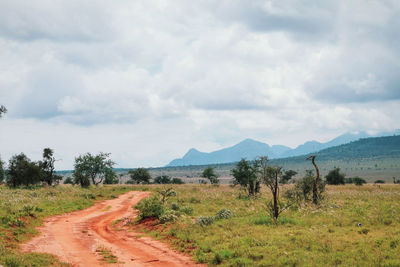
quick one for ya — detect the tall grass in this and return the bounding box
[134,184,400,266]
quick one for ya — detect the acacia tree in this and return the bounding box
[280,170,297,184]
[325,168,345,185]
[201,167,219,184]
[231,158,260,196]
[128,168,151,184]
[73,152,115,187]
[7,153,42,187]
[39,148,62,186]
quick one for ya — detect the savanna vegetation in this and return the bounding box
[132,184,400,266]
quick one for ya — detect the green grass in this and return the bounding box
[96,246,118,263]
[133,184,400,266]
[0,184,133,267]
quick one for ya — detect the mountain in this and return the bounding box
[166,130,400,167]
[167,139,288,166]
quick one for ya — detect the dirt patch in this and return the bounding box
[21,191,203,266]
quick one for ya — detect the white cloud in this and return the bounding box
[0,0,399,168]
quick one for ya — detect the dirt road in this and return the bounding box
[21,191,201,266]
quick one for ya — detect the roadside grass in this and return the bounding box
[96,246,118,264]
[132,184,400,266]
[0,184,133,267]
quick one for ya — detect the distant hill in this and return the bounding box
[167,130,399,167]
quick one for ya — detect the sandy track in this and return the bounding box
[21,191,202,267]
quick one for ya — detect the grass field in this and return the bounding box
[0,185,133,267]
[132,184,400,266]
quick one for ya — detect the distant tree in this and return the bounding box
[64,177,74,184]
[128,168,151,184]
[375,180,385,184]
[325,168,345,185]
[393,177,400,184]
[171,177,184,184]
[154,175,172,184]
[39,148,62,186]
[0,157,5,183]
[73,152,115,187]
[103,168,119,184]
[344,177,353,184]
[7,153,42,187]
[201,167,219,185]
[231,158,260,196]
[352,176,366,186]
[0,105,7,118]
[280,170,297,184]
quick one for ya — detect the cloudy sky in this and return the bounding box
[0,0,399,169]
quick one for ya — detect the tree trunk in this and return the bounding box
[308,156,320,205]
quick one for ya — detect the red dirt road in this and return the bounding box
[21,191,202,267]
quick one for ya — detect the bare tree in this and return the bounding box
[306,155,320,204]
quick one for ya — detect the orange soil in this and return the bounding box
[21,191,203,267]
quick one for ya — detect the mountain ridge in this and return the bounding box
[166,130,400,167]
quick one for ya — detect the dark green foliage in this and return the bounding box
[6,153,42,187]
[280,170,297,184]
[231,159,260,196]
[64,177,74,184]
[154,175,172,184]
[345,177,354,184]
[73,152,115,187]
[325,168,345,185]
[103,169,119,184]
[39,148,62,186]
[202,167,219,185]
[393,177,400,184]
[374,180,385,184]
[128,168,151,184]
[135,196,164,220]
[352,177,366,186]
[0,157,5,183]
[171,178,184,184]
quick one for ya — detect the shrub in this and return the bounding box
[159,210,179,224]
[352,177,367,186]
[171,202,180,211]
[375,180,385,184]
[181,206,194,215]
[195,216,214,226]
[215,209,233,220]
[285,170,325,203]
[171,178,184,184]
[135,196,164,220]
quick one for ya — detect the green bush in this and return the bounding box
[181,206,194,215]
[352,177,367,186]
[195,216,214,226]
[135,196,164,220]
[215,208,233,220]
[375,180,385,184]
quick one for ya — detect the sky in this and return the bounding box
[0,0,400,170]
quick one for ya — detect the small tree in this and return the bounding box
[325,168,345,185]
[285,170,325,203]
[7,153,42,187]
[0,105,7,118]
[39,148,62,186]
[73,152,115,187]
[201,167,219,185]
[171,177,184,184]
[231,158,260,196]
[280,170,297,184]
[128,168,151,184]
